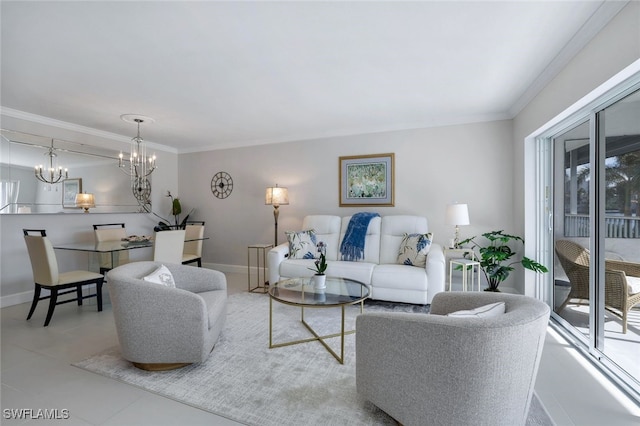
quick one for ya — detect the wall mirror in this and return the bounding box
[0,129,151,214]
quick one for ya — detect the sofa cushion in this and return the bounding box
[628,276,640,295]
[279,259,376,285]
[280,259,320,278]
[327,261,376,285]
[380,216,429,264]
[397,232,433,267]
[372,264,428,292]
[301,216,342,261]
[286,229,318,259]
[447,302,506,318]
[142,264,176,288]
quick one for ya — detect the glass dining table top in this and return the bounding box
[53,237,208,253]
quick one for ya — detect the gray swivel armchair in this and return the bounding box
[356,292,550,426]
[107,261,227,370]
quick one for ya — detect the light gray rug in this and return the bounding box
[74,292,554,425]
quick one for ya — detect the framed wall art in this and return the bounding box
[339,153,394,206]
[62,178,82,208]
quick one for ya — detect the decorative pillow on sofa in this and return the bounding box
[396,232,433,267]
[447,302,505,318]
[143,264,176,288]
[286,229,318,259]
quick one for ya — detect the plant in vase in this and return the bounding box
[458,230,548,292]
[153,191,194,231]
[308,242,327,289]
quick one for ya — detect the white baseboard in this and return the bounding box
[204,263,258,275]
[1,290,34,308]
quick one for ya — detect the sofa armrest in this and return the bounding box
[268,242,290,284]
[425,243,445,302]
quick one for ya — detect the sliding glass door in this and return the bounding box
[548,88,640,400]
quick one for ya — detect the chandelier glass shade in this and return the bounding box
[119,115,156,193]
[35,139,68,184]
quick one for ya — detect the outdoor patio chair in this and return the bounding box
[555,239,640,333]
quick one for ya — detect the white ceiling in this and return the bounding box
[0,1,625,153]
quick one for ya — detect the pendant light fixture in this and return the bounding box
[118,114,156,193]
[35,139,68,184]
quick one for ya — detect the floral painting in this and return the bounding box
[62,178,82,208]
[339,153,394,206]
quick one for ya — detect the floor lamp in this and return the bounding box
[265,184,289,246]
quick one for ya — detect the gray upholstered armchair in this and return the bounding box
[356,292,550,426]
[107,261,227,370]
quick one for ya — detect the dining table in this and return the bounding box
[53,237,209,271]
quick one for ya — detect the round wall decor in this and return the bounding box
[211,171,233,199]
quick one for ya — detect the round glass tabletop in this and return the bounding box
[269,276,369,307]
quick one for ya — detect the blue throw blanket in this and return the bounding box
[340,212,380,261]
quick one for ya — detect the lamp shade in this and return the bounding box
[445,203,469,226]
[75,193,95,211]
[265,185,289,206]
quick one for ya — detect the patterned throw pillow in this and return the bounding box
[143,264,176,288]
[396,232,433,267]
[286,229,318,259]
[447,302,506,318]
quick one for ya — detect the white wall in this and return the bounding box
[178,120,515,269]
[514,1,640,295]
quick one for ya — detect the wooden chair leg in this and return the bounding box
[26,284,42,320]
[76,285,83,306]
[44,288,58,327]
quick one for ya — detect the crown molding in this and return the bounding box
[0,107,177,153]
[509,1,629,118]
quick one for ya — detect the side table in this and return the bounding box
[449,258,481,292]
[247,244,273,293]
[444,247,479,292]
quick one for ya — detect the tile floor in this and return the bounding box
[2,272,639,425]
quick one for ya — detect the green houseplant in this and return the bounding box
[153,191,193,231]
[458,230,548,292]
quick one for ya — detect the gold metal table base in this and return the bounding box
[247,244,273,293]
[269,298,364,364]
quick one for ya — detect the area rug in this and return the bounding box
[74,292,554,425]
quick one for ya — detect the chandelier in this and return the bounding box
[118,114,156,194]
[35,139,68,184]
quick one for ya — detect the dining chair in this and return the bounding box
[182,222,205,267]
[153,230,186,264]
[23,229,104,327]
[93,223,129,274]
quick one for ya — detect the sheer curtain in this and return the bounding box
[0,180,20,213]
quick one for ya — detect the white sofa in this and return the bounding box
[267,215,445,304]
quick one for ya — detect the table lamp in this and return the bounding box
[445,203,469,248]
[75,192,96,213]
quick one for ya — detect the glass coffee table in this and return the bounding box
[268,276,370,364]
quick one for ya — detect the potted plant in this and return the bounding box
[153,191,194,231]
[308,242,328,289]
[458,230,548,292]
